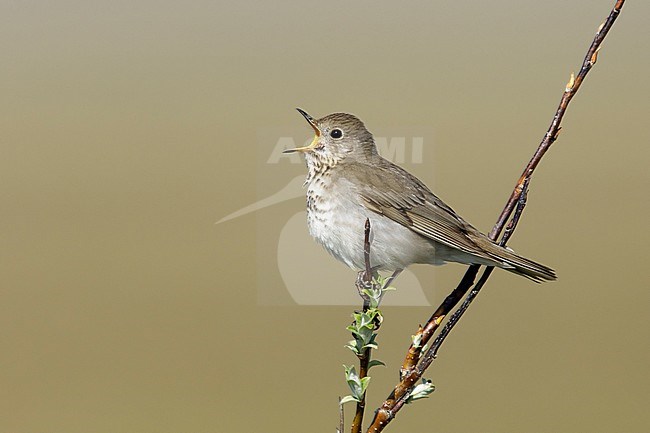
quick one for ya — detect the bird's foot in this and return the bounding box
[381,269,403,291]
[355,270,373,307]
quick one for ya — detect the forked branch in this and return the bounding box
[365,1,625,431]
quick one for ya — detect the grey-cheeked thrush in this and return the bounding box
[284,109,556,282]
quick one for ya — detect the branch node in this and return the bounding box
[552,126,562,142]
[590,46,602,65]
[565,72,576,92]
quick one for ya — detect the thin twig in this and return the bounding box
[363,219,372,282]
[338,396,345,433]
[366,1,625,431]
[351,219,374,433]
[416,178,530,377]
[501,178,530,244]
[490,0,625,240]
[399,265,479,379]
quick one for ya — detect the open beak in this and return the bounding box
[283,108,321,154]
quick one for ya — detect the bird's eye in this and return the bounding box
[330,129,343,139]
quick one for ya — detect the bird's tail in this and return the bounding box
[488,245,556,282]
[470,236,557,282]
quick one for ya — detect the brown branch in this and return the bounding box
[351,347,370,433]
[392,184,528,416]
[351,219,374,433]
[415,178,530,380]
[490,0,625,240]
[398,179,530,385]
[366,1,625,431]
[363,219,372,280]
[399,265,479,378]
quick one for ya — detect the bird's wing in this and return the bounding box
[340,160,492,258]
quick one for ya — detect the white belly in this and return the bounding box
[306,176,442,271]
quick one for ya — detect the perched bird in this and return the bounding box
[284,109,556,282]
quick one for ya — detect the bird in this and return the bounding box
[283,109,556,282]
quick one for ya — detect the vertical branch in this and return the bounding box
[351,342,370,433]
[351,219,374,433]
[338,397,345,433]
[363,219,372,280]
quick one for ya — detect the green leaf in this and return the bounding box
[411,333,423,348]
[345,340,360,354]
[339,395,359,405]
[406,379,436,404]
[359,376,371,394]
[343,365,357,380]
[368,359,386,369]
[343,365,363,399]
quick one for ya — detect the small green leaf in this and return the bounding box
[406,379,436,404]
[411,333,423,348]
[343,365,364,399]
[343,365,357,379]
[345,340,360,354]
[340,395,359,405]
[359,376,371,395]
[368,359,386,369]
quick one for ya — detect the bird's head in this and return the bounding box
[284,109,378,167]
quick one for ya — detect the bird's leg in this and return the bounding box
[382,269,403,290]
[356,267,380,288]
[377,269,402,305]
[355,270,371,309]
[355,267,380,309]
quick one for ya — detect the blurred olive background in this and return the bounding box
[2,1,649,432]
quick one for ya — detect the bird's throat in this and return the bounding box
[304,152,337,186]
